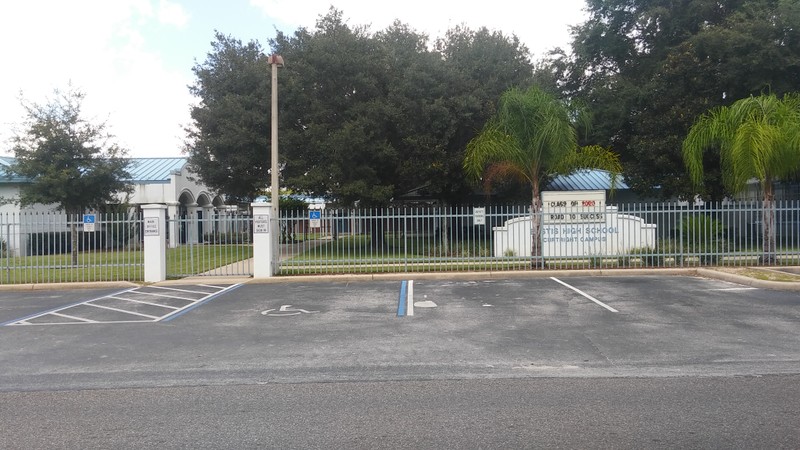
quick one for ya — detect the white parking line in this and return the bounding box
[126,291,199,301]
[85,302,161,319]
[107,296,181,310]
[407,280,414,317]
[550,277,619,313]
[147,286,221,295]
[4,284,237,326]
[51,312,97,323]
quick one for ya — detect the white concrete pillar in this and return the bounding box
[202,205,214,241]
[187,203,199,244]
[251,202,274,277]
[166,202,180,248]
[142,204,167,283]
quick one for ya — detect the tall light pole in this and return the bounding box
[268,54,284,274]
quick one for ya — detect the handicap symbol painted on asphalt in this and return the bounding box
[261,304,319,317]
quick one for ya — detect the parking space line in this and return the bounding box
[407,280,414,317]
[397,281,408,317]
[126,291,199,301]
[197,284,228,290]
[85,302,161,319]
[51,312,97,323]
[147,286,222,295]
[550,277,618,313]
[159,283,244,322]
[3,284,240,326]
[107,296,181,310]
[1,288,139,326]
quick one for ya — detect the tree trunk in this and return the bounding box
[439,204,450,255]
[762,183,777,264]
[530,182,543,269]
[70,211,79,266]
[370,210,385,250]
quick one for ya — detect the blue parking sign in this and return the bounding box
[83,214,96,232]
[309,210,321,228]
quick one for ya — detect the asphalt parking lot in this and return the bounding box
[0,274,798,390]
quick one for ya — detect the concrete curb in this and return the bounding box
[1,268,798,291]
[696,268,800,291]
[0,281,139,291]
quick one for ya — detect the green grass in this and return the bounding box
[0,244,253,284]
[0,249,144,284]
[290,234,491,261]
[280,234,800,275]
[167,244,253,278]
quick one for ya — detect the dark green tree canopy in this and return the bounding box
[185,32,269,203]
[568,0,800,199]
[186,8,534,207]
[8,86,132,215]
[272,10,535,206]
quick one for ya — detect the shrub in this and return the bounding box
[679,215,729,265]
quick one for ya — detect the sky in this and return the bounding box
[0,0,588,158]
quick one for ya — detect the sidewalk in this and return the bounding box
[2,264,799,292]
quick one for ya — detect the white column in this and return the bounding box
[142,204,167,283]
[187,203,199,244]
[202,205,215,241]
[166,201,180,248]
[252,202,274,277]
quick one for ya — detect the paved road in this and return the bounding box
[2,377,798,449]
[1,274,798,447]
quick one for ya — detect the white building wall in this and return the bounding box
[0,163,226,256]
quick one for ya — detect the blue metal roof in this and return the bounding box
[0,157,187,184]
[547,169,629,191]
[0,156,28,182]
[126,157,187,183]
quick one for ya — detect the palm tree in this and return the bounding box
[464,86,621,267]
[683,92,800,263]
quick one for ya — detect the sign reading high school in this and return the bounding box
[541,190,617,246]
[492,190,657,258]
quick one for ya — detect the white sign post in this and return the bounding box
[252,203,274,277]
[141,204,166,282]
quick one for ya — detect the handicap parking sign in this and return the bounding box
[83,214,96,232]
[309,210,321,228]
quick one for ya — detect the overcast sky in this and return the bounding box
[0,0,588,158]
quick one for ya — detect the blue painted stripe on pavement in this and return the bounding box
[397,280,408,317]
[1,287,139,326]
[160,283,244,322]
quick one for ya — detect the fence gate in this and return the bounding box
[166,211,253,278]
